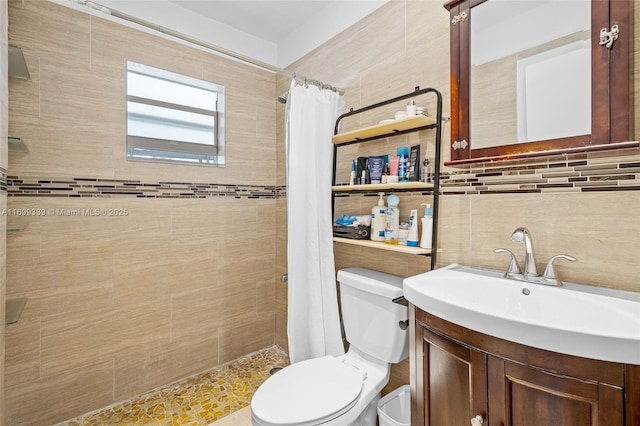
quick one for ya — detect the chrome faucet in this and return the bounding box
[510,227,537,276]
[495,227,578,286]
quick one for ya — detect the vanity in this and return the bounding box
[404,265,640,426]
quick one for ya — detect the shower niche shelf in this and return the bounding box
[331,86,444,269]
[6,297,28,325]
[8,136,29,153]
[8,45,30,80]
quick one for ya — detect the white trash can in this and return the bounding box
[377,385,410,426]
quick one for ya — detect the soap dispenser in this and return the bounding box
[384,195,400,245]
[419,203,433,249]
[370,192,386,242]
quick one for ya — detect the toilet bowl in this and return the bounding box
[251,268,409,426]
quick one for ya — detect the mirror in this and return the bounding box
[445,0,632,165]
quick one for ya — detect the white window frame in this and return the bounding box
[126,60,225,166]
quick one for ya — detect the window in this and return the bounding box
[126,60,225,166]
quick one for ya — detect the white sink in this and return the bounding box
[403,264,640,364]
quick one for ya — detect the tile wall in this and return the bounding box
[1,1,8,425]
[275,0,640,394]
[6,0,278,424]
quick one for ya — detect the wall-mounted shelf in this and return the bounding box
[8,136,29,153]
[332,115,437,146]
[6,297,28,324]
[333,237,434,254]
[332,182,434,192]
[8,45,30,80]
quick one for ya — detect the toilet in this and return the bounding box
[251,267,409,426]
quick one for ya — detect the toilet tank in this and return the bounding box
[337,268,409,364]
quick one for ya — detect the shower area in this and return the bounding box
[3,1,311,424]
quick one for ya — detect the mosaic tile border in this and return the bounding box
[0,167,7,193]
[441,152,640,195]
[5,152,639,198]
[7,176,285,199]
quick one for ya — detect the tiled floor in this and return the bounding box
[57,346,289,426]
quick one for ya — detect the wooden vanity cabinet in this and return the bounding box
[411,306,640,426]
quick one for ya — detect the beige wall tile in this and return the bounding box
[114,334,219,401]
[4,319,39,389]
[5,360,114,426]
[218,315,275,364]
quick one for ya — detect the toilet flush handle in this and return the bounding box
[398,320,409,330]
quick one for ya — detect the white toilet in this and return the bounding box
[251,267,409,426]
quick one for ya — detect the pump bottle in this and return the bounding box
[370,192,386,242]
[419,203,433,249]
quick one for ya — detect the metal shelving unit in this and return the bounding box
[331,86,443,269]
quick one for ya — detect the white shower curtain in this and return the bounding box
[285,79,345,364]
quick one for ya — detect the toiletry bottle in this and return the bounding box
[421,158,432,183]
[384,195,400,245]
[350,159,356,185]
[419,203,433,249]
[397,146,409,182]
[381,162,389,184]
[407,209,419,247]
[398,223,409,246]
[406,99,416,116]
[370,192,386,242]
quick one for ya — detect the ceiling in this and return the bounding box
[167,0,335,43]
[65,0,389,68]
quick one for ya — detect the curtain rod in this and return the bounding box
[69,0,344,96]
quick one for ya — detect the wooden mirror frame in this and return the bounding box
[444,0,635,166]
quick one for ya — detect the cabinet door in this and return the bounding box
[421,328,487,426]
[488,356,624,426]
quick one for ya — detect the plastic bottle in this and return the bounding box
[370,192,386,242]
[420,203,433,249]
[406,99,416,116]
[384,194,400,245]
[421,158,432,183]
[350,159,356,185]
[397,146,409,182]
[407,209,419,247]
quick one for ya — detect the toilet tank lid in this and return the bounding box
[337,268,404,299]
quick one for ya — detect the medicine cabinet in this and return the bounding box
[445,0,636,165]
[331,87,444,269]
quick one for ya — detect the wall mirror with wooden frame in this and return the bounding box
[445,0,635,166]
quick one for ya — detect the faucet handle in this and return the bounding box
[543,254,577,285]
[494,248,522,276]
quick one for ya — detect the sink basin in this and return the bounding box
[403,264,640,364]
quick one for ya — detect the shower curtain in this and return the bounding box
[285,79,345,364]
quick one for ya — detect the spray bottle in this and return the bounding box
[370,192,386,242]
[419,203,433,249]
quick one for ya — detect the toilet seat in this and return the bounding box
[251,355,364,426]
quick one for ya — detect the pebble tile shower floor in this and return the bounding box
[57,346,289,426]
